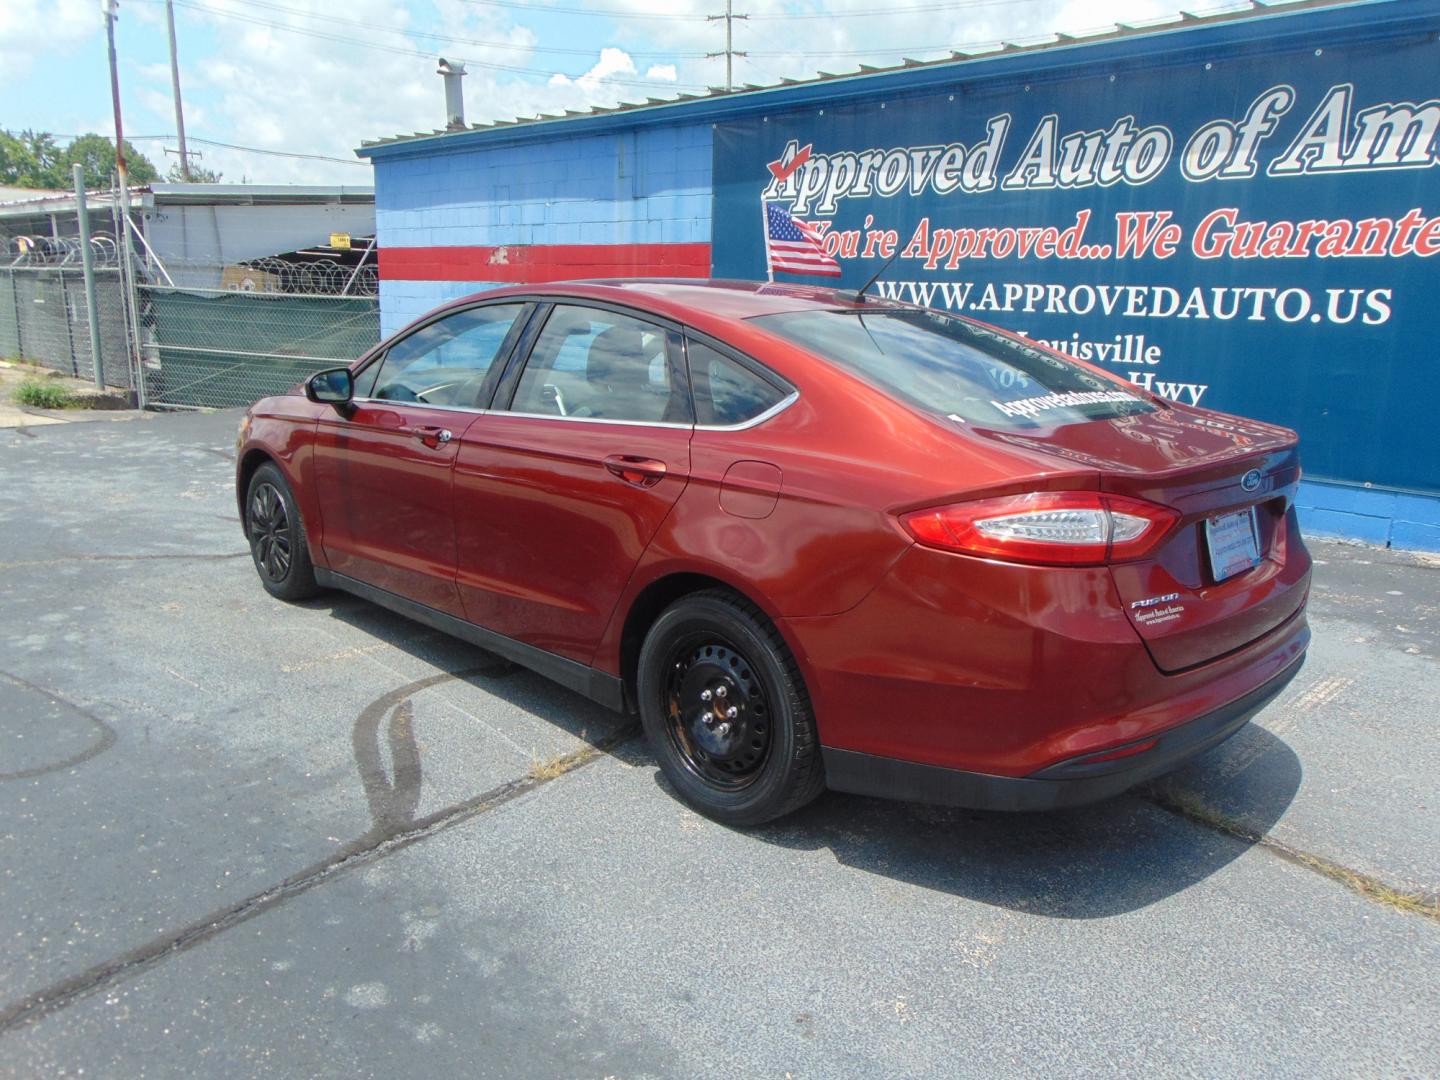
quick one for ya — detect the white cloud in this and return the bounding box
[7,0,1211,184]
[548,47,638,90]
[0,0,99,86]
[138,88,176,124]
[588,0,1203,95]
[146,0,688,182]
[167,0,443,183]
[1051,0,1185,35]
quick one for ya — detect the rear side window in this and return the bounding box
[509,305,689,423]
[361,304,524,407]
[687,340,787,427]
[751,308,1154,429]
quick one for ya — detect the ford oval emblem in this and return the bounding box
[1241,469,1263,492]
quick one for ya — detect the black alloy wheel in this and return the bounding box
[249,481,292,583]
[244,462,320,601]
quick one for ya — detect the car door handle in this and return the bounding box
[406,425,452,448]
[604,454,667,487]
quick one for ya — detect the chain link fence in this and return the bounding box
[0,265,134,390]
[138,278,379,408]
[1,230,381,409]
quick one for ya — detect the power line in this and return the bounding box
[53,133,368,167]
[456,0,1038,20]
[162,0,1049,90]
[166,135,368,166]
[165,0,713,91]
[133,0,1144,132]
[457,0,711,21]
[146,0,1066,103]
[166,0,709,59]
[746,0,1041,18]
[748,40,1011,57]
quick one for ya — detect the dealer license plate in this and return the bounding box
[1205,507,1261,582]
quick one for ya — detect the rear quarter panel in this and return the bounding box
[591,327,1103,677]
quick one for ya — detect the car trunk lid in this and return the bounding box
[974,403,1312,672]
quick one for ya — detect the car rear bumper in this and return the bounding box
[821,652,1303,812]
[783,537,1310,779]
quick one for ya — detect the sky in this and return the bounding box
[0,0,1271,186]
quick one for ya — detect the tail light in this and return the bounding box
[900,491,1179,565]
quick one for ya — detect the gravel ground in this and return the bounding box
[1,408,1435,1079]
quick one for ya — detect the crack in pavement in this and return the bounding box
[0,671,118,782]
[0,707,641,1035]
[3,657,1430,1038]
[1145,790,1440,922]
[0,552,248,570]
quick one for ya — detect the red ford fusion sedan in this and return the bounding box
[236,280,1309,825]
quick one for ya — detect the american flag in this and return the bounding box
[764,202,841,277]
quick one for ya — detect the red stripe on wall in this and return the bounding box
[379,243,712,282]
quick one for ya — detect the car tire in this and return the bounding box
[638,589,825,826]
[244,462,320,602]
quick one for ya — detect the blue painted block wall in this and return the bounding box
[374,122,714,335]
[377,279,507,336]
[1297,480,1440,553]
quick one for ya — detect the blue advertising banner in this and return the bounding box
[711,8,1440,494]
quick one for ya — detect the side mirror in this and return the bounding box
[305,367,354,410]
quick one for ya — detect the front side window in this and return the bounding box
[751,308,1155,429]
[363,303,525,408]
[509,305,687,423]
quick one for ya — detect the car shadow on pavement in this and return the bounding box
[305,588,1301,921]
[740,725,1303,919]
[305,591,638,758]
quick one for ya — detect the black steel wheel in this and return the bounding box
[244,462,319,601]
[663,637,774,790]
[638,589,825,825]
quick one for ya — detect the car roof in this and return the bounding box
[452,278,898,324]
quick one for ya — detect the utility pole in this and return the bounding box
[103,0,128,197]
[706,1,747,92]
[164,0,191,180]
[102,0,146,406]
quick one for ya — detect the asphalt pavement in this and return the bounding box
[0,408,1435,1078]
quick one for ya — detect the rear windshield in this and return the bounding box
[751,308,1155,429]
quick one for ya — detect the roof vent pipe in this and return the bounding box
[437,58,467,131]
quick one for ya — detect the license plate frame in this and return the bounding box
[1205,506,1261,583]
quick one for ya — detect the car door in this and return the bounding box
[452,302,693,663]
[312,301,530,616]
